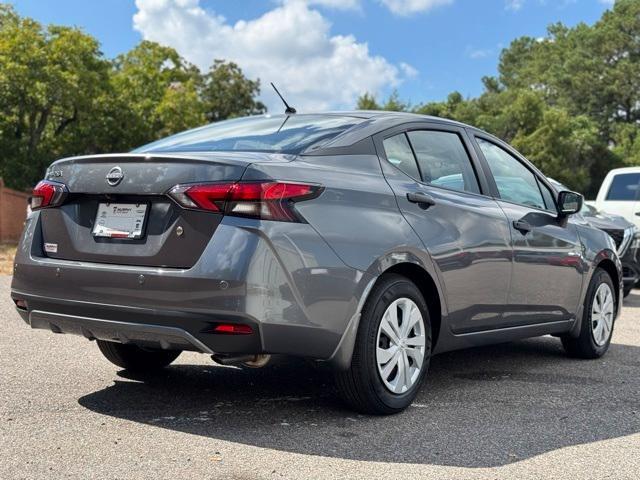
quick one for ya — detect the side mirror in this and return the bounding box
[558,190,583,216]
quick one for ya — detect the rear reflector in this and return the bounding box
[211,323,254,335]
[168,181,322,222]
[31,180,68,210]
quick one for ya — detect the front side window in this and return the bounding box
[606,173,640,201]
[382,133,421,179]
[477,138,546,210]
[407,131,480,194]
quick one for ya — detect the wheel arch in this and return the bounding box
[383,262,442,351]
[326,258,445,370]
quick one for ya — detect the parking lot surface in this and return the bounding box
[1,274,639,479]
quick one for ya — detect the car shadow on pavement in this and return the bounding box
[78,301,640,468]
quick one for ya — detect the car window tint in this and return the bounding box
[407,131,480,194]
[606,173,640,201]
[477,138,545,210]
[538,180,557,212]
[382,133,420,179]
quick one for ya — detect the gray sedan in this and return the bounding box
[11,111,621,414]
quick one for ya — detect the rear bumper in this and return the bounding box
[11,213,367,359]
[21,308,215,353]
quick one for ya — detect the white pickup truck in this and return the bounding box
[593,167,640,228]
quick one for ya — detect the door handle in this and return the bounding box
[513,219,532,234]
[407,192,436,210]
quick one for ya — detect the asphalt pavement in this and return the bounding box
[1,274,639,479]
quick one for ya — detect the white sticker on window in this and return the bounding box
[44,243,58,254]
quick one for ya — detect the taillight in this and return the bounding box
[168,181,322,222]
[31,180,68,210]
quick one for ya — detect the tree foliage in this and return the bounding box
[358,0,640,196]
[0,6,265,190]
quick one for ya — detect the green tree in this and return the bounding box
[202,60,265,122]
[356,92,381,110]
[0,5,110,189]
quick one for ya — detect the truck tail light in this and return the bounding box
[168,181,322,222]
[31,180,68,210]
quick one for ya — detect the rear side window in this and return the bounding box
[407,131,480,194]
[382,133,421,179]
[477,138,546,210]
[606,173,640,201]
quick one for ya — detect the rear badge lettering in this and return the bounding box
[44,243,58,254]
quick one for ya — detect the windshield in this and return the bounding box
[133,114,362,154]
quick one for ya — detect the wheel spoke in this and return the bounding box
[405,346,424,369]
[405,335,426,347]
[377,345,398,365]
[393,351,407,393]
[381,350,400,381]
[380,316,400,346]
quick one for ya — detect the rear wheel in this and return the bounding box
[97,340,181,372]
[336,274,431,415]
[561,268,616,359]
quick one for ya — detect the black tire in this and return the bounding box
[336,274,432,415]
[97,340,181,372]
[561,268,616,359]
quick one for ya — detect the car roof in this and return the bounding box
[605,166,640,175]
[306,110,469,127]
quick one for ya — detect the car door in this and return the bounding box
[473,135,584,325]
[375,123,513,334]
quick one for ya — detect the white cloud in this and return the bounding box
[505,0,525,10]
[467,48,493,59]
[399,62,419,78]
[378,0,453,16]
[306,0,361,10]
[133,0,405,111]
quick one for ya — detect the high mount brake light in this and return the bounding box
[31,180,68,210]
[168,181,322,222]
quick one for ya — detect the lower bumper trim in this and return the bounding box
[29,310,213,354]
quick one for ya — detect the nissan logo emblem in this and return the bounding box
[106,166,124,186]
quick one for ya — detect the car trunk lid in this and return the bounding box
[38,152,291,268]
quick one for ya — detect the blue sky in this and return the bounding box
[11,0,613,111]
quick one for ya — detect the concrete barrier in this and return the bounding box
[0,179,29,243]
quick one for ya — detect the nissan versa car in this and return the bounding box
[11,112,622,415]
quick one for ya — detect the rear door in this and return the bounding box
[375,123,513,334]
[472,135,584,325]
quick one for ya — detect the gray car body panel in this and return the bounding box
[11,112,623,370]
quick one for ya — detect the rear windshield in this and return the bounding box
[606,173,640,201]
[133,114,362,154]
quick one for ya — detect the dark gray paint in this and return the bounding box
[11,111,623,370]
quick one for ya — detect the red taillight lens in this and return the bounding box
[168,181,322,222]
[31,180,68,210]
[211,323,253,335]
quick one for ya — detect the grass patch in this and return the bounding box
[0,243,17,275]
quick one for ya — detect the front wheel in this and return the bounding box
[97,340,181,372]
[336,274,432,415]
[561,268,616,359]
